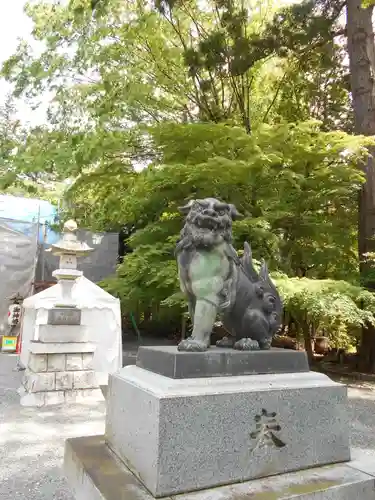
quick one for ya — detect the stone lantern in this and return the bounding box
[18,220,101,407]
[48,220,93,307]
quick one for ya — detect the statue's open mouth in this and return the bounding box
[195,214,223,230]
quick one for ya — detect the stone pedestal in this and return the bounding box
[18,307,101,407]
[38,324,89,343]
[136,345,309,378]
[105,365,349,497]
[64,347,373,499]
[19,340,101,406]
[64,437,375,500]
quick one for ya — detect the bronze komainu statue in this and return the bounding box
[176,198,282,352]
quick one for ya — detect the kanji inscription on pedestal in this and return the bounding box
[48,308,81,325]
[250,408,286,451]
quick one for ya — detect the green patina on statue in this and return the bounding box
[176,198,282,352]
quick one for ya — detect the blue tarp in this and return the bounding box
[0,194,59,244]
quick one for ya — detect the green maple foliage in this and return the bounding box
[97,120,373,340]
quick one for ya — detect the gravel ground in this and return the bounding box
[0,353,105,500]
[1,354,375,499]
[336,375,375,451]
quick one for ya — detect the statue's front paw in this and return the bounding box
[216,336,235,348]
[233,338,260,351]
[178,338,208,352]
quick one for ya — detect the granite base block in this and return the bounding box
[28,353,95,374]
[349,447,375,478]
[64,436,375,500]
[18,388,63,407]
[66,353,84,371]
[64,388,103,404]
[19,387,103,406]
[38,324,89,343]
[136,346,309,379]
[21,368,97,392]
[47,353,67,372]
[29,341,96,354]
[28,353,48,372]
[56,371,74,390]
[105,366,350,497]
[23,370,56,392]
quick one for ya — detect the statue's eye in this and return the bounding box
[218,210,226,216]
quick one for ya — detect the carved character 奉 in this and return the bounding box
[176,198,282,352]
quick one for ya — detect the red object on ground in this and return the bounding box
[15,334,21,354]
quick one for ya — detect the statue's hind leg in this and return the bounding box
[178,299,216,352]
[216,318,235,347]
[258,337,272,350]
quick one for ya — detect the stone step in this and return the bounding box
[19,388,103,407]
[64,435,375,500]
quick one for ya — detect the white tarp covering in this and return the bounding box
[20,276,123,384]
[0,218,38,334]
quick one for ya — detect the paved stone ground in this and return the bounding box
[1,353,375,499]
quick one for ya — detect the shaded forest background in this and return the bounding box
[2,0,375,370]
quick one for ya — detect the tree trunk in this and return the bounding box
[347,0,375,372]
[357,326,375,371]
[301,320,314,366]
